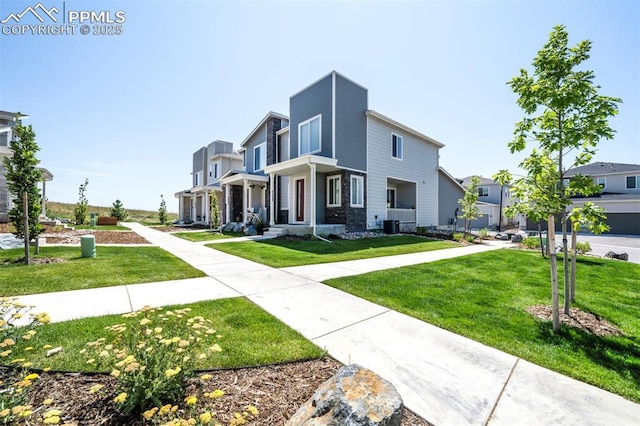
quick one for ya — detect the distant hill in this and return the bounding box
[46,201,178,224]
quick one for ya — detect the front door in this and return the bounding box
[295,178,305,222]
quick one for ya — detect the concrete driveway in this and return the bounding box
[555,233,640,264]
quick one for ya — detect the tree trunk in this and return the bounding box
[548,215,560,333]
[23,191,30,265]
[571,227,577,302]
[562,208,570,314]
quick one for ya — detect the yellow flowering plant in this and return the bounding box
[82,306,222,416]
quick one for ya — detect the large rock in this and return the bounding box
[222,222,235,233]
[604,251,628,261]
[286,364,403,426]
[0,233,23,250]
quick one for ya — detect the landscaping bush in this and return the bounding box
[575,241,592,254]
[521,236,541,249]
[452,232,464,242]
[477,228,490,239]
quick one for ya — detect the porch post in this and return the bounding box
[243,180,249,223]
[204,191,210,225]
[269,173,275,226]
[310,163,316,235]
[224,185,230,224]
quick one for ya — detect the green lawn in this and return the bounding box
[0,246,205,296]
[173,231,244,242]
[6,298,324,372]
[324,250,640,403]
[208,235,457,267]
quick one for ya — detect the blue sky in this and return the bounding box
[1,0,638,212]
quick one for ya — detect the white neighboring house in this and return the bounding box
[458,176,519,230]
[0,111,54,223]
[561,162,640,235]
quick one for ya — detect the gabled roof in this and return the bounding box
[459,176,499,186]
[564,162,640,177]
[438,167,466,192]
[0,111,28,121]
[240,111,289,147]
[365,110,444,148]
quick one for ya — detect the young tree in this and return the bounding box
[159,194,167,225]
[110,199,128,221]
[458,175,481,234]
[495,25,621,332]
[2,114,43,262]
[209,190,221,231]
[73,179,89,225]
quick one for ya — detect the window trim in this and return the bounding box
[391,133,403,160]
[350,175,364,208]
[213,161,220,179]
[326,175,342,208]
[254,142,267,172]
[626,175,639,189]
[478,186,489,197]
[596,177,606,189]
[298,114,322,156]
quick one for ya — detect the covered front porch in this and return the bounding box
[220,171,269,224]
[386,177,417,231]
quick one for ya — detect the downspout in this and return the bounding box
[498,184,504,232]
[309,160,331,243]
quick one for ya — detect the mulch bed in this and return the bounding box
[7,357,431,425]
[526,305,623,336]
[2,257,64,265]
[42,230,150,245]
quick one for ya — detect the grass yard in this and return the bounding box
[324,250,640,403]
[173,231,244,242]
[0,246,205,296]
[208,235,457,267]
[7,298,324,372]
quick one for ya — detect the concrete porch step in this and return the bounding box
[263,227,288,238]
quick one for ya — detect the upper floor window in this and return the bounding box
[214,162,220,179]
[350,175,364,208]
[254,143,266,172]
[627,176,640,189]
[194,171,201,186]
[299,115,321,155]
[208,164,213,178]
[392,134,403,160]
[242,150,246,169]
[596,177,606,189]
[327,175,341,207]
[478,187,489,197]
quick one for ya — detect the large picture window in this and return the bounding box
[626,176,639,189]
[350,175,364,207]
[299,115,321,155]
[327,175,341,207]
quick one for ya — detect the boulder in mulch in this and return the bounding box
[604,251,628,261]
[286,364,403,426]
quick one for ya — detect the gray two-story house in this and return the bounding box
[563,162,640,235]
[245,71,445,235]
[175,140,241,225]
[459,175,516,230]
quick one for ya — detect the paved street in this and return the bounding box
[555,233,640,264]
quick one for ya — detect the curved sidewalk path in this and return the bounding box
[17,223,640,426]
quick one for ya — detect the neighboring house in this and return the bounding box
[438,167,465,229]
[561,162,640,235]
[250,71,443,235]
[458,175,515,230]
[220,112,289,224]
[174,140,241,225]
[0,111,53,223]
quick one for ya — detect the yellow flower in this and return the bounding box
[199,412,212,424]
[139,318,152,326]
[205,389,225,399]
[142,407,158,420]
[0,350,11,357]
[99,350,109,357]
[154,327,163,333]
[89,384,104,394]
[43,398,54,405]
[0,409,9,418]
[124,362,140,372]
[209,344,222,352]
[24,373,39,381]
[43,344,53,349]
[114,392,127,404]
[86,358,95,364]
[44,409,62,417]
[184,395,197,406]
[43,367,51,372]
[25,346,34,351]
[110,369,121,378]
[200,374,212,380]
[1,338,16,347]
[198,353,206,360]
[21,362,33,368]
[34,312,51,324]
[246,405,258,416]
[43,415,61,424]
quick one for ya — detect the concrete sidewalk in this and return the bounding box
[16,223,640,425]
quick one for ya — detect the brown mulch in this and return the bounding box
[526,305,624,336]
[42,230,150,245]
[2,256,64,265]
[13,357,430,425]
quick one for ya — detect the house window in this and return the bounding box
[208,164,213,178]
[299,115,321,155]
[327,175,341,207]
[478,187,489,197]
[626,176,639,189]
[392,134,403,160]
[254,143,266,171]
[387,189,396,208]
[596,177,606,189]
[214,162,220,179]
[242,151,246,169]
[194,172,200,186]
[350,175,364,207]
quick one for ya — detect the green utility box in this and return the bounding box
[90,212,97,227]
[81,235,96,258]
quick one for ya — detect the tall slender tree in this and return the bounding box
[458,175,481,234]
[158,194,167,225]
[73,179,89,225]
[2,114,43,262]
[495,25,621,332]
[209,190,220,231]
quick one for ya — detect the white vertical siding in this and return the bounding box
[367,116,439,228]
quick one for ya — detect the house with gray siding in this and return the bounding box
[175,140,241,225]
[562,162,640,235]
[459,175,515,230]
[259,71,444,235]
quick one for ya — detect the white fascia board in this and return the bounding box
[366,110,445,148]
[240,111,290,147]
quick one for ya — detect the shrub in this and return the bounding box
[521,236,541,249]
[452,233,464,242]
[110,199,128,221]
[465,234,476,243]
[82,306,223,416]
[477,228,490,239]
[575,241,592,254]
